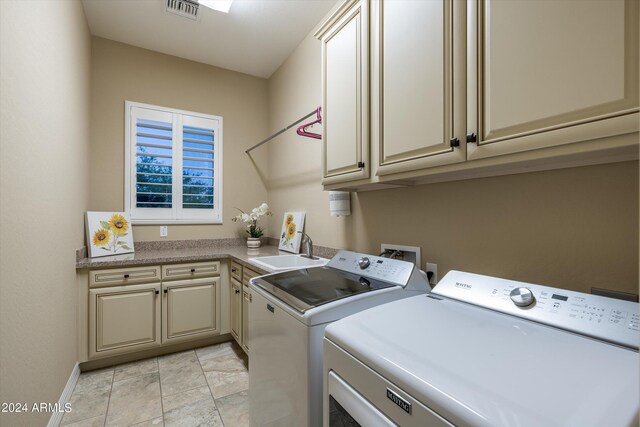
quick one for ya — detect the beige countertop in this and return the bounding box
[76,238,339,273]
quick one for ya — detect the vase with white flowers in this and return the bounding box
[232,203,272,248]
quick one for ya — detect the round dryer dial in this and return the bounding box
[510,287,535,307]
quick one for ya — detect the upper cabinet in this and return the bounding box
[373,0,466,176]
[467,0,639,160]
[315,0,369,185]
[317,0,639,191]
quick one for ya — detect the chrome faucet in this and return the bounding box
[297,231,315,259]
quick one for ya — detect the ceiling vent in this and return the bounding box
[165,0,200,20]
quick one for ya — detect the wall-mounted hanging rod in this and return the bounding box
[245,107,321,154]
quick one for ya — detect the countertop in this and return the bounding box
[76,238,339,273]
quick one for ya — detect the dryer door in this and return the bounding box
[327,371,396,427]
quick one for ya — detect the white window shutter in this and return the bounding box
[179,114,221,221]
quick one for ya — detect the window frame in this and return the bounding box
[124,101,223,224]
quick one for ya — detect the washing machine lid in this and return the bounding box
[325,294,640,427]
[251,266,395,313]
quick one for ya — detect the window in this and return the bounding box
[125,101,222,224]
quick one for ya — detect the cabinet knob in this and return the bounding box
[231,268,237,273]
[235,289,240,294]
[357,161,365,168]
[124,274,130,279]
[155,290,159,295]
[466,133,477,143]
[190,268,196,273]
[164,289,168,294]
[449,137,460,148]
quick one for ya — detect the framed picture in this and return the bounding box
[278,211,306,253]
[86,211,135,258]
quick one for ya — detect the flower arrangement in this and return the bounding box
[232,203,272,238]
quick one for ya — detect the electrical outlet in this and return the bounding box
[426,262,438,285]
[160,226,168,237]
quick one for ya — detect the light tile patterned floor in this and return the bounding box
[61,341,249,427]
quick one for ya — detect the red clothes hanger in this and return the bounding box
[296,106,322,139]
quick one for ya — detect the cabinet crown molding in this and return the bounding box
[314,0,361,39]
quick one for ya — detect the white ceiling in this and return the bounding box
[81,0,337,78]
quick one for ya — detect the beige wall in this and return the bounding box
[90,37,270,241]
[0,1,91,425]
[267,34,352,247]
[267,34,639,295]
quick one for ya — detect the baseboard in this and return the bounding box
[47,362,80,427]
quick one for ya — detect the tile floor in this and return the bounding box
[61,341,249,427]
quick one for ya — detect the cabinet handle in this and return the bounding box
[449,137,460,148]
[235,289,240,294]
[357,161,365,168]
[466,133,477,143]
[231,268,237,273]
[155,290,159,295]
[164,289,168,294]
[190,268,196,273]
[124,274,130,279]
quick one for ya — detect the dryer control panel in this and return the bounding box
[434,270,639,350]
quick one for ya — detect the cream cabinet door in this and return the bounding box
[230,278,242,344]
[317,0,369,185]
[241,285,250,354]
[467,0,639,161]
[162,277,219,344]
[89,283,161,359]
[373,0,466,176]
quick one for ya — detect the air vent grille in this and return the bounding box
[166,0,199,20]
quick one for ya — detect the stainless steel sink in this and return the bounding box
[249,254,329,272]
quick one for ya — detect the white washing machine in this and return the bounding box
[248,250,431,427]
[324,270,639,427]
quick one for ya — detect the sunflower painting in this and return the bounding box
[86,211,135,258]
[278,211,306,253]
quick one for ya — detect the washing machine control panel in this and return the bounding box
[327,250,414,287]
[434,270,639,350]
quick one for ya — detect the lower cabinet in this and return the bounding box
[89,283,161,359]
[88,262,221,360]
[241,284,250,353]
[240,266,258,354]
[230,277,243,343]
[162,277,219,344]
[229,262,258,355]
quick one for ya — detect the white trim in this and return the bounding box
[125,101,131,216]
[47,362,80,427]
[131,219,223,225]
[125,100,221,122]
[124,101,223,223]
[173,113,183,220]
